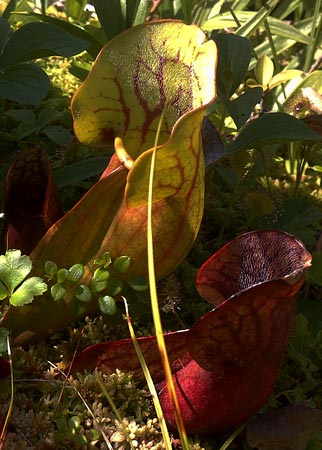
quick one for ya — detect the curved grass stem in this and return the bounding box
[147,106,190,449]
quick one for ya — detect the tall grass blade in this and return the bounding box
[235,0,279,38]
[128,0,151,26]
[123,298,172,449]
[147,106,190,449]
[303,0,322,73]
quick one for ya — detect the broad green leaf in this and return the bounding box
[5,109,36,127]
[0,18,10,52]
[0,250,32,294]
[225,113,322,155]
[94,252,112,269]
[15,12,101,58]
[226,87,263,129]
[92,0,125,39]
[92,267,109,283]
[10,277,47,306]
[0,62,50,104]
[0,22,91,69]
[57,269,69,283]
[6,21,217,343]
[54,157,109,188]
[37,110,62,128]
[42,125,73,145]
[213,33,252,100]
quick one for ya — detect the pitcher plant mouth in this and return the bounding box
[2,21,218,345]
[68,230,311,435]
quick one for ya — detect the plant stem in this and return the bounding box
[147,106,190,449]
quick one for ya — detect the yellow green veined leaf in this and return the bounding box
[5,20,217,344]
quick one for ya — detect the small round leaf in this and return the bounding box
[128,274,149,291]
[75,284,92,303]
[98,295,116,315]
[92,267,109,282]
[45,260,58,278]
[57,268,69,283]
[255,55,274,87]
[51,283,67,301]
[67,264,84,283]
[94,252,112,268]
[113,256,131,273]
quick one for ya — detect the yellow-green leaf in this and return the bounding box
[5,20,217,344]
[255,55,274,87]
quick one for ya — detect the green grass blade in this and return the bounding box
[147,106,190,449]
[202,13,310,45]
[123,298,172,449]
[303,0,322,72]
[235,0,279,38]
[130,0,150,26]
